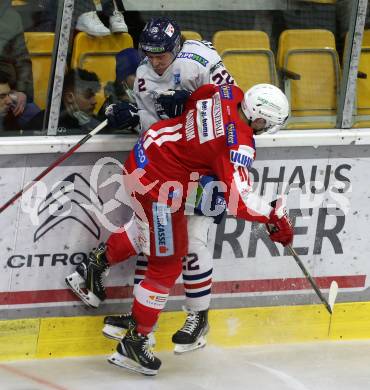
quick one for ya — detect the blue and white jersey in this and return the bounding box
[134,40,235,132]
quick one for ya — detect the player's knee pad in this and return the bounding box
[186,214,213,273]
[182,251,213,311]
[183,216,213,312]
[187,214,213,247]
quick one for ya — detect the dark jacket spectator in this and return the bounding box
[26,68,101,133]
[0,3,34,113]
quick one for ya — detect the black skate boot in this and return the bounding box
[103,313,134,340]
[65,243,109,308]
[103,312,156,347]
[108,325,161,376]
[172,308,209,354]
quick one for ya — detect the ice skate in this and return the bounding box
[65,243,109,308]
[108,326,161,376]
[172,308,209,354]
[103,312,156,347]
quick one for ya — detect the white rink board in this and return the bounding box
[0,145,369,316]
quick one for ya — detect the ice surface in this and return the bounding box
[1,340,369,390]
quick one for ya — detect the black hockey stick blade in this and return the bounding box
[287,245,335,315]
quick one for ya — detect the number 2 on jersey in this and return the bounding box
[211,70,234,85]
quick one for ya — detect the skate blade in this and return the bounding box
[65,272,101,308]
[102,324,126,341]
[173,336,207,354]
[108,351,158,376]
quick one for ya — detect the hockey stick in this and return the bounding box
[287,245,338,315]
[0,119,108,214]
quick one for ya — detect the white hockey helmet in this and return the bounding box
[241,84,289,134]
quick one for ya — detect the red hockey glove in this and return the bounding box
[266,198,293,247]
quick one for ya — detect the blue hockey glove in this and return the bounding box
[194,175,227,224]
[105,102,140,129]
[156,90,191,118]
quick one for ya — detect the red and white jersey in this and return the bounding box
[125,84,272,224]
[134,40,235,132]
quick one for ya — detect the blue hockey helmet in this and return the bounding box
[139,17,182,58]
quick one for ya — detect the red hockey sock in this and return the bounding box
[132,280,169,335]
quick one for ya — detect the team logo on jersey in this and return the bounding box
[134,139,149,168]
[225,122,237,146]
[213,92,224,137]
[153,203,174,256]
[185,109,195,141]
[196,99,215,144]
[174,72,181,85]
[220,85,233,100]
[148,295,167,304]
[230,145,255,169]
[177,52,209,67]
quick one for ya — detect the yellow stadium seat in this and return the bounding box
[213,31,277,91]
[277,29,341,129]
[213,30,270,54]
[362,30,370,46]
[24,32,55,110]
[71,32,133,112]
[221,49,278,92]
[182,31,202,41]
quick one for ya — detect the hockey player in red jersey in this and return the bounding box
[83,82,291,375]
[67,16,236,354]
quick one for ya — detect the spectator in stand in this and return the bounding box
[76,0,127,37]
[26,68,101,133]
[0,70,20,131]
[26,67,138,134]
[0,1,35,120]
[31,0,58,32]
